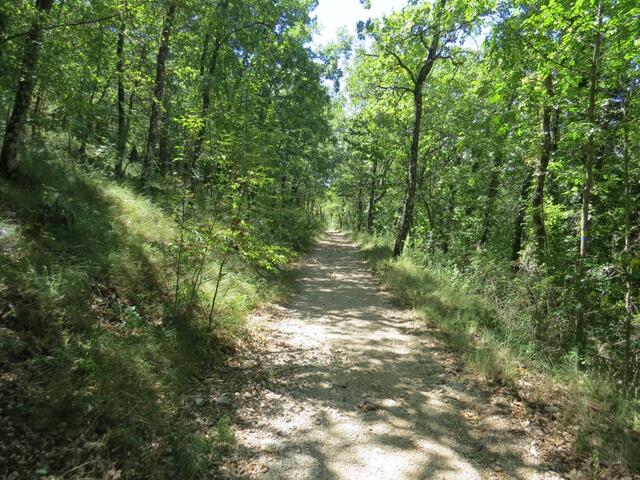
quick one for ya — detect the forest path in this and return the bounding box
[230,231,559,480]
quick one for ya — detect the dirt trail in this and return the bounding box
[232,231,561,479]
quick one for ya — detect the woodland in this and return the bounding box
[0,0,639,478]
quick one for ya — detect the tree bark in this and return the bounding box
[114,12,127,179]
[394,86,423,256]
[0,0,53,177]
[531,73,558,257]
[392,1,445,256]
[576,0,603,363]
[512,170,533,266]
[141,0,176,188]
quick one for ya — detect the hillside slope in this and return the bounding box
[0,160,304,478]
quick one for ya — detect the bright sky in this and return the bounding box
[311,0,406,47]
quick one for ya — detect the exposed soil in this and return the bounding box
[215,231,568,479]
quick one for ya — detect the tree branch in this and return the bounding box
[381,47,416,85]
[1,14,119,45]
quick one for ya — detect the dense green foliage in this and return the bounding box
[0,0,331,477]
[331,0,639,388]
[328,0,640,469]
[1,0,639,476]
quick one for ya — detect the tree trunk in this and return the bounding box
[479,150,503,246]
[141,0,176,188]
[394,86,422,256]
[512,170,533,266]
[392,0,445,256]
[576,0,603,362]
[622,100,634,389]
[531,73,557,257]
[114,13,127,179]
[0,0,53,177]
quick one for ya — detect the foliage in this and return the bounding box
[0,0,331,477]
[330,0,640,472]
[331,0,640,391]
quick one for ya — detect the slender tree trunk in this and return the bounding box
[576,0,603,362]
[141,0,176,188]
[531,73,557,257]
[512,170,533,266]
[392,0,445,256]
[622,102,635,389]
[394,85,423,256]
[0,0,53,177]
[479,150,503,246]
[114,12,127,179]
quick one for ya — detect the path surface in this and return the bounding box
[232,231,561,479]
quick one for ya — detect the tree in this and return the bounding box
[333,0,640,389]
[140,0,176,188]
[114,4,127,179]
[358,0,483,256]
[0,0,53,176]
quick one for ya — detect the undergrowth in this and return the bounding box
[349,230,640,475]
[0,156,310,478]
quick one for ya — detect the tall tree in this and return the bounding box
[379,0,450,256]
[531,73,559,258]
[140,0,176,188]
[0,0,53,177]
[576,0,604,359]
[114,6,127,179]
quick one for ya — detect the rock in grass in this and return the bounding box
[216,394,234,408]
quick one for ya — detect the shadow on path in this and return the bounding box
[233,231,558,480]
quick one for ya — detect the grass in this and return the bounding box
[349,230,640,475]
[0,155,305,478]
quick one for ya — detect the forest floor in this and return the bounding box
[208,231,572,479]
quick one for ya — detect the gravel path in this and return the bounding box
[233,231,561,479]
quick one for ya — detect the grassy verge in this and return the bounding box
[0,158,310,478]
[349,231,640,475]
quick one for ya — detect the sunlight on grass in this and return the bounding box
[103,183,175,244]
[0,161,303,477]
